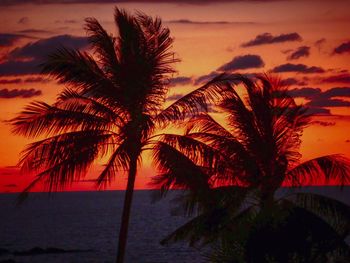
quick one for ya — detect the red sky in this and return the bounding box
[1,0,350,192]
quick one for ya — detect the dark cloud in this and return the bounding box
[289,87,350,100]
[314,38,326,51]
[346,140,350,143]
[287,46,310,60]
[0,88,42,98]
[24,76,49,83]
[305,107,331,115]
[0,78,22,84]
[272,63,325,74]
[8,34,88,60]
[241,32,302,47]
[0,33,28,47]
[16,29,53,34]
[280,77,307,86]
[194,71,219,85]
[0,77,47,84]
[289,86,350,112]
[169,76,192,86]
[308,98,350,107]
[18,17,29,24]
[323,87,350,97]
[0,60,44,76]
[333,41,350,55]
[288,87,322,99]
[217,54,264,71]
[64,19,78,24]
[167,19,255,25]
[312,121,336,127]
[322,73,350,84]
[0,34,89,76]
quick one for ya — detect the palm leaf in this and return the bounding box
[286,192,350,237]
[286,155,350,186]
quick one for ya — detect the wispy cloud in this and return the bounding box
[0,34,89,76]
[272,63,325,74]
[333,41,350,55]
[169,76,192,87]
[322,73,350,84]
[241,32,302,47]
[167,19,256,25]
[288,86,350,112]
[0,33,34,47]
[217,54,264,71]
[0,88,42,98]
[287,46,310,60]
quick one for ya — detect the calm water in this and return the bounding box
[0,188,349,263]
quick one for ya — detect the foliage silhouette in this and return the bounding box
[10,8,235,263]
[153,74,350,262]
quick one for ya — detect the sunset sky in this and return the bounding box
[1,0,350,192]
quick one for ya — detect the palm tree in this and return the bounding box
[152,74,350,262]
[10,8,233,262]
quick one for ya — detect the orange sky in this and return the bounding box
[1,0,350,192]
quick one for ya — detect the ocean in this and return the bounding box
[0,187,349,263]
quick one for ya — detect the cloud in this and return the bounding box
[280,77,307,86]
[24,77,49,83]
[8,34,88,60]
[288,86,350,112]
[314,38,326,51]
[16,29,53,34]
[288,87,322,99]
[194,71,220,85]
[272,63,325,74]
[0,78,22,84]
[308,98,350,107]
[217,54,264,71]
[64,19,78,24]
[287,46,310,60]
[0,60,45,76]
[346,140,350,143]
[241,32,302,47]
[0,33,29,47]
[333,41,350,55]
[323,87,350,97]
[18,17,29,24]
[0,88,42,98]
[312,121,336,127]
[0,77,47,84]
[167,19,255,25]
[322,73,350,84]
[169,76,192,86]
[0,34,89,76]
[305,107,331,115]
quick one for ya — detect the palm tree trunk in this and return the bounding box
[116,155,138,263]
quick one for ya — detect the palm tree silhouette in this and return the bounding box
[153,74,350,262]
[10,8,232,262]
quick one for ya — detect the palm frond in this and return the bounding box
[161,204,256,247]
[151,141,210,196]
[10,100,116,138]
[286,155,350,186]
[84,17,119,76]
[96,140,130,188]
[286,192,350,237]
[155,73,236,125]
